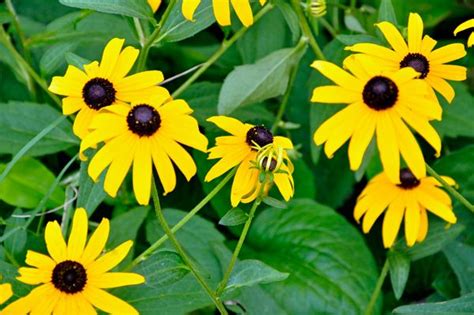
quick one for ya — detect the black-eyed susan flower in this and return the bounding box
[49,38,166,139]
[354,168,457,248]
[346,12,467,103]
[454,19,474,47]
[148,0,161,12]
[80,92,208,205]
[5,208,144,315]
[205,116,294,207]
[311,56,441,183]
[182,0,267,27]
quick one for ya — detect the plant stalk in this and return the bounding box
[364,258,389,315]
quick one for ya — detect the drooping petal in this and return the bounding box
[425,75,455,103]
[150,137,177,194]
[159,135,197,181]
[376,112,400,183]
[182,0,201,21]
[416,189,457,223]
[417,208,429,242]
[348,110,376,171]
[404,195,421,247]
[382,195,405,248]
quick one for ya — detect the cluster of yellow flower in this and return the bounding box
[311,13,471,248]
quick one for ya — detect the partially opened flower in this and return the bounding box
[5,208,144,315]
[454,19,474,47]
[182,0,267,27]
[80,92,208,205]
[311,56,441,183]
[205,116,294,207]
[49,38,166,139]
[346,12,467,103]
[148,0,161,12]
[354,168,457,248]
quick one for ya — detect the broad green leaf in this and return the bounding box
[0,102,77,156]
[76,159,106,216]
[109,206,149,248]
[218,44,307,115]
[59,0,153,20]
[239,199,380,314]
[219,208,248,226]
[378,0,398,24]
[393,292,474,314]
[0,158,64,209]
[224,259,289,294]
[443,241,474,295]
[388,250,411,300]
[4,210,27,261]
[157,0,215,43]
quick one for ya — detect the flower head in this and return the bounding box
[5,208,144,315]
[311,56,441,183]
[354,168,457,248]
[182,0,267,27]
[49,38,166,139]
[346,13,467,103]
[148,0,161,12]
[454,18,474,47]
[80,92,208,205]
[205,116,294,207]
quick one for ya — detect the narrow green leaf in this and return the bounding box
[377,0,398,24]
[336,34,381,45]
[344,14,366,33]
[393,292,474,314]
[65,52,91,70]
[275,0,300,43]
[262,196,288,209]
[59,0,153,20]
[388,250,410,300]
[76,158,106,216]
[40,42,78,75]
[4,210,27,259]
[219,208,248,226]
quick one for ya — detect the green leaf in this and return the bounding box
[218,44,307,115]
[158,0,215,43]
[0,158,65,209]
[65,52,91,70]
[223,259,289,294]
[393,292,474,314]
[109,207,149,248]
[0,260,31,299]
[443,241,474,295]
[40,42,78,75]
[344,14,367,33]
[219,208,248,226]
[4,210,27,261]
[378,0,398,24]
[336,34,381,45]
[262,196,288,209]
[275,0,300,43]
[76,159,106,216]
[239,199,380,314]
[59,0,153,20]
[0,102,77,156]
[388,250,411,300]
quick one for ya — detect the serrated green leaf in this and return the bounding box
[59,0,153,20]
[388,250,411,300]
[219,208,248,226]
[393,292,474,314]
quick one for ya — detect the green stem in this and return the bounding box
[319,17,338,37]
[291,0,326,60]
[0,28,61,107]
[216,196,262,296]
[128,169,236,270]
[136,0,177,71]
[426,164,474,213]
[172,4,274,98]
[151,179,228,315]
[364,258,389,315]
[350,0,357,10]
[133,17,147,48]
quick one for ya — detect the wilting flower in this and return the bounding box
[454,19,474,47]
[311,56,441,183]
[5,208,144,315]
[346,12,467,103]
[49,38,166,139]
[354,168,457,248]
[205,116,294,207]
[148,0,161,12]
[80,92,208,205]
[182,0,267,27]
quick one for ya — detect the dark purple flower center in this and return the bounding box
[246,126,273,149]
[397,168,420,189]
[52,260,87,294]
[82,78,116,110]
[400,53,430,79]
[127,104,161,136]
[362,76,399,110]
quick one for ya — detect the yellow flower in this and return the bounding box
[148,0,161,12]
[454,18,474,47]
[0,283,12,305]
[80,92,208,205]
[346,12,467,103]
[49,38,166,139]
[205,116,294,207]
[311,56,442,183]
[354,168,457,248]
[182,0,267,27]
[3,208,144,315]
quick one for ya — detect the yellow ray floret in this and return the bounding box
[80,92,208,205]
[49,38,166,139]
[354,168,457,248]
[346,12,467,104]
[182,0,267,27]
[205,116,294,207]
[311,55,442,184]
[454,18,474,47]
[2,208,144,315]
[148,0,161,12]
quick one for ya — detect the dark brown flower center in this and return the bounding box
[362,76,399,110]
[82,78,116,110]
[52,260,87,294]
[397,168,420,189]
[260,157,278,172]
[400,53,430,79]
[127,104,161,137]
[246,126,273,149]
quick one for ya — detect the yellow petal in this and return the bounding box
[45,221,67,263]
[212,0,231,26]
[311,61,363,92]
[74,293,97,315]
[158,135,197,181]
[273,168,294,201]
[382,194,405,248]
[62,97,85,115]
[348,110,376,171]
[25,250,56,270]
[417,190,457,223]
[417,208,429,242]
[147,0,161,12]
[67,208,89,261]
[231,0,254,27]
[160,115,208,152]
[158,99,193,117]
[81,218,110,266]
[110,46,140,81]
[430,64,467,81]
[425,75,455,103]
[376,21,409,56]
[182,0,201,21]
[0,283,13,304]
[115,71,164,92]
[207,116,247,136]
[88,272,145,289]
[454,18,474,35]
[231,157,258,207]
[83,286,139,315]
[73,107,97,140]
[273,136,293,149]
[98,38,125,78]
[17,267,51,285]
[29,283,60,315]
[205,145,251,182]
[376,112,400,183]
[133,139,152,205]
[84,61,100,78]
[48,65,88,97]
[150,136,176,195]
[87,240,133,275]
[88,133,131,181]
[346,43,400,62]
[361,187,399,233]
[407,12,424,52]
[311,86,360,103]
[429,43,466,65]
[468,32,474,47]
[421,35,437,55]
[404,195,421,247]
